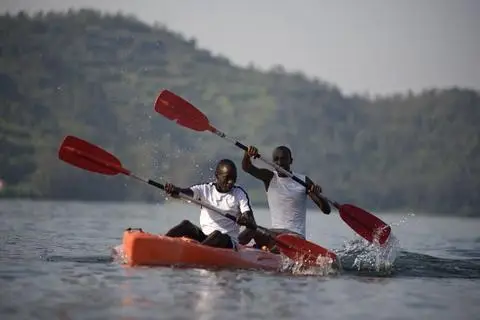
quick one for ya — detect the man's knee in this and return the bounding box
[202,231,234,249]
[179,219,193,226]
[177,220,198,232]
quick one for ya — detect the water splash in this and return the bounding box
[111,245,128,265]
[354,234,399,273]
[291,257,339,276]
[278,254,339,276]
[335,213,416,275]
[389,212,416,228]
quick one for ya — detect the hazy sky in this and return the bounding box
[2,0,479,95]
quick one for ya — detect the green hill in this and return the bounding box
[1,9,479,216]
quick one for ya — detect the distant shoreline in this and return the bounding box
[1,197,477,217]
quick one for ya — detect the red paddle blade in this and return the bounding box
[339,204,391,245]
[154,90,212,132]
[58,136,130,176]
[275,234,337,266]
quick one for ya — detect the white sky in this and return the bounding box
[1,0,479,95]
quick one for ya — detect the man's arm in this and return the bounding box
[305,176,331,214]
[164,183,195,198]
[236,187,258,245]
[238,215,258,245]
[242,147,274,191]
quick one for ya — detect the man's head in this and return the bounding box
[272,146,293,172]
[214,159,237,192]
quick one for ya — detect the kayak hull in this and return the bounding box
[113,228,284,271]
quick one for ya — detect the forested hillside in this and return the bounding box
[1,10,479,216]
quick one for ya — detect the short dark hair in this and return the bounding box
[273,146,292,159]
[215,159,237,174]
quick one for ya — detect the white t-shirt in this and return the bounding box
[266,171,308,237]
[190,182,252,241]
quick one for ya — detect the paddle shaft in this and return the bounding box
[209,127,340,209]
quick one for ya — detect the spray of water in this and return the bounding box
[278,252,340,276]
[349,234,400,274]
[336,212,415,275]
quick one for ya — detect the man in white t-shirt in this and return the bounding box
[163,159,257,249]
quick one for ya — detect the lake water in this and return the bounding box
[1,199,479,320]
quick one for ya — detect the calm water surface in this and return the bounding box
[1,200,479,320]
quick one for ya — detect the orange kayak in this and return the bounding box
[112,228,284,271]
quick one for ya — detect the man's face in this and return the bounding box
[215,165,237,192]
[272,148,292,171]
